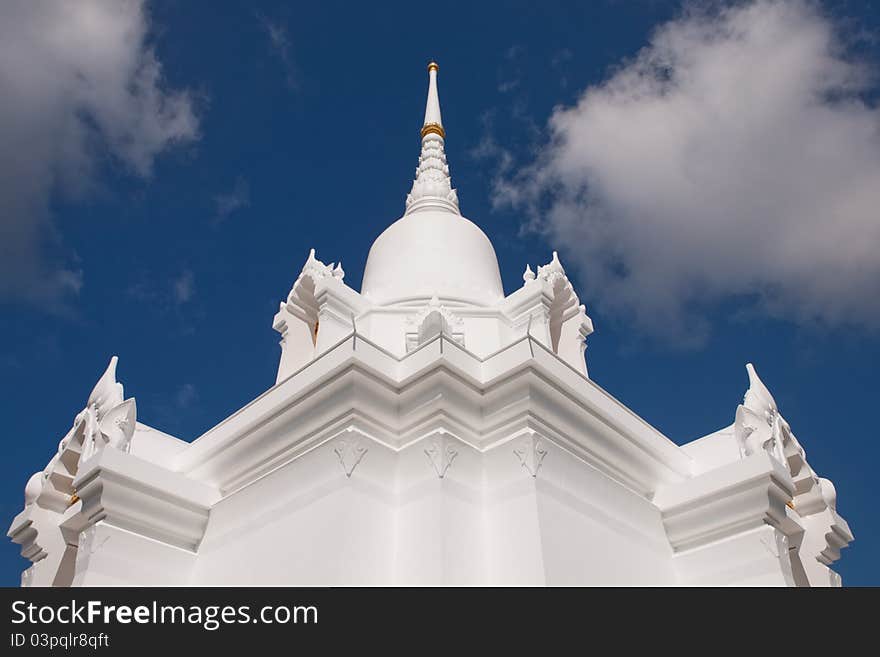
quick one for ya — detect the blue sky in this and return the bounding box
[1,0,878,586]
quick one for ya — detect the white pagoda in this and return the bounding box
[8,63,852,586]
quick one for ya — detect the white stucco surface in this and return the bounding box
[361,209,505,307]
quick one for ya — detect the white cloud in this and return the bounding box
[497,0,880,344]
[0,0,198,306]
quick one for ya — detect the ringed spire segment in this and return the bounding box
[406,62,459,215]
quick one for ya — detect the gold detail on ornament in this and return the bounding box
[421,122,445,138]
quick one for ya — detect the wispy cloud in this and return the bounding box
[471,111,514,176]
[257,14,296,89]
[213,177,250,223]
[551,49,573,67]
[498,44,523,94]
[172,270,195,305]
[175,383,197,409]
[498,79,520,94]
[127,269,197,314]
[551,48,573,88]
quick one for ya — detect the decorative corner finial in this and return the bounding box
[744,362,777,414]
[428,61,439,73]
[535,251,566,284]
[88,356,124,417]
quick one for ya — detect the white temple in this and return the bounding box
[8,63,853,586]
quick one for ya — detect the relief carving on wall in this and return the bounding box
[424,432,459,479]
[514,432,548,478]
[334,438,368,478]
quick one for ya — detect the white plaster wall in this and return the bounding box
[672,525,797,586]
[358,310,517,361]
[484,439,675,586]
[130,423,189,469]
[392,437,486,584]
[192,437,398,585]
[189,432,678,586]
[682,426,741,475]
[537,453,674,586]
[458,316,505,358]
[73,522,196,586]
[359,311,409,356]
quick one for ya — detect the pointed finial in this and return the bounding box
[523,264,535,283]
[88,356,124,418]
[744,362,777,414]
[405,62,460,215]
[421,61,445,139]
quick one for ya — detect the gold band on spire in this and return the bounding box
[421,122,445,138]
[427,61,439,72]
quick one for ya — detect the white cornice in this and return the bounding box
[7,507,48,563]
[71,448,220,551]
[175,331,691,496]
[654,452,800,552]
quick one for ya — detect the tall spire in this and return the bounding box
[422,62,444,137]
[405,62,460,215]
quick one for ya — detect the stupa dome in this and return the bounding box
[361,208,504,306]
